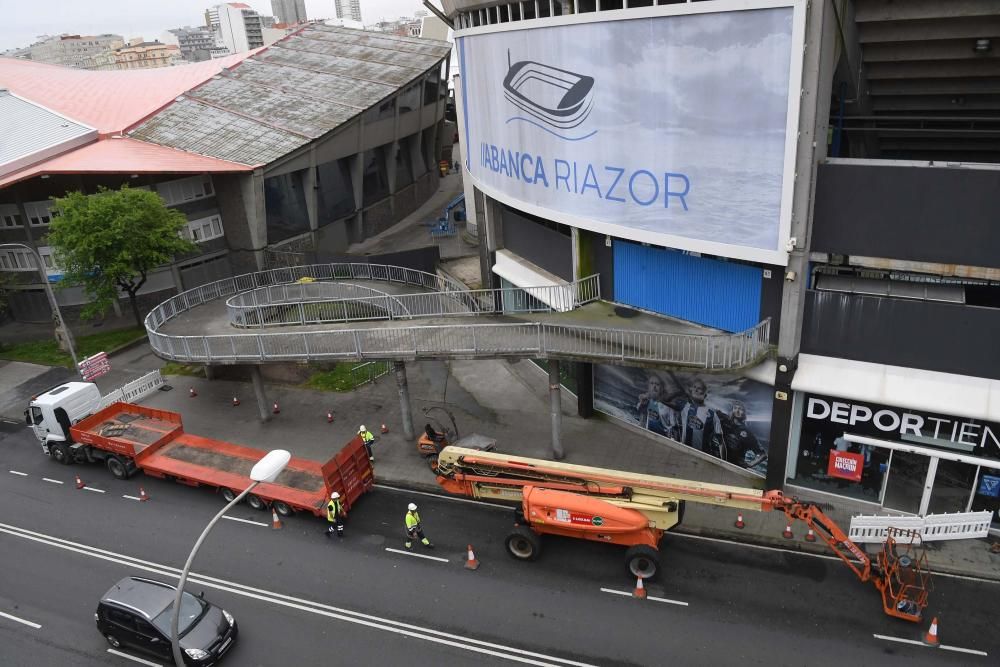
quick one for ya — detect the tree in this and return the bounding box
[47,186,197,327]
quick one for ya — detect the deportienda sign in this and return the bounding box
[827,450,864,482]
[456,3,805,266]
[805,395,1000,458]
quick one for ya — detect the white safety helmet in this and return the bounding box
[407,503,417,511]
[331,491,340,499]
[359,425,366,432]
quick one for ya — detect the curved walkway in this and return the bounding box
[145,263,772,370]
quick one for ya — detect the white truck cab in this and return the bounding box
[25,382,102,460]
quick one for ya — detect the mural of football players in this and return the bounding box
[677,378,725,459]
[721,400,767,468]
[636,373,679,438]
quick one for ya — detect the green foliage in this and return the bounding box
[160,362,205,377]
[304,365,359,392]
[47,186,196,326]
[0,326,147,368]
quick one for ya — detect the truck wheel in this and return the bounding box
[505,526,542,561]
[221,488,237,503]
[246,494,266,511]
[106,456,128,480]
[50,442,72,465]
[625,545,659,580]
[273,501,293,517]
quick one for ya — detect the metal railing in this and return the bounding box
[225,274,601,327]
[145,264,771,370]
[351,360,392,387]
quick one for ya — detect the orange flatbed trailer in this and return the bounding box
[70,402,372,516]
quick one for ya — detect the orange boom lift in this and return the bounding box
[434,447,931,622]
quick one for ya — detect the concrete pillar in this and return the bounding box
[393,361,414,440]
[204,365,216,381]
[250,365,271,423]
[548,360,564,460]
[304,146,319,232]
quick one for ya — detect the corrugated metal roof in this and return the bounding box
[130,98,305,166]
[0,90,95,177]
[128,24,453,167]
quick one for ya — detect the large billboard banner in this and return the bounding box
[457,3,804,265]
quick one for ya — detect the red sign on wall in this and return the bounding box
[828,450,864,482]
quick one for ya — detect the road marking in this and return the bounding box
[42,478,64,485]
[374,483,511,510]
[0,521,595,667]
[385,547,450,563]
[82,486,105,493]
[107,648,161,666]
[222,515,269,527]
[599,588,689,606]
[873,634,987,657]
[123,495,141,501]
[0,610,42,629]
[9,470,28,476]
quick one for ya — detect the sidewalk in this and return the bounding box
[123,352,1000,583]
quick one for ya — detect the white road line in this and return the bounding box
[0,521,597,667]
[9,470,28,476]
[123,495,141,501]
[42,478,64,485]
[107,648,161,666]
[222,515,268,527]
[82,486,105,494]
[374,484,511,510]
[385,547,450,563]
[0,610,42,629]
[873,634,988,657]
[599,588,689,606]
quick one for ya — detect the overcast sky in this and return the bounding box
[1,0,433,52]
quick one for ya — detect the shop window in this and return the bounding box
[362,145,390,207]
[316,157,356,221]
[791,429,890,504]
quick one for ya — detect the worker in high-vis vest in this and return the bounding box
[404,502,433,549]
[326,491,345,539]
[359,425,375,462]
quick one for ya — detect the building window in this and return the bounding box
[0,249,38,271]
[155,175,215,207]
[184,215,224,242]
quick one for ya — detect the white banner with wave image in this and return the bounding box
[457,1,805,265]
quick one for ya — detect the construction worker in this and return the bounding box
[359,425,375,461]
[404,502,433,549]
[326,491,345,539]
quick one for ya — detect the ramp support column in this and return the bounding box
[251,365,270,423]
[394,361,415,440]
[549,360,565,460]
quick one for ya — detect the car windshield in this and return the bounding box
[151,592,208,636]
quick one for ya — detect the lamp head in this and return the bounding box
[250,449,291,483]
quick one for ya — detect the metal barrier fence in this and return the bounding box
[351,360,392,387]
[848,511,994,543]
[100,370,164,408]
[225,275,601,327]
[145,263,771,370]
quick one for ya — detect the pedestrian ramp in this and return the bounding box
[849,511,993,543]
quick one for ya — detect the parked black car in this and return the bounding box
[96,577,237,665]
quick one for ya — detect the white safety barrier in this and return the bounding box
[849,511,993,543]
[100,370,164,408]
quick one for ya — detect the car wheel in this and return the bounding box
[50,442,72,465]
[273,501,293,517]
[105,633,122,649]
[106,456,128,480]
[505,525,541,561]
[221,487,237,503]
[625,545,659,580]
[246,493,266,511]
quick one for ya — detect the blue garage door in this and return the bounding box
[613,241,762,332]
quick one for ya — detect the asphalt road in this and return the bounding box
[1,421,997,666]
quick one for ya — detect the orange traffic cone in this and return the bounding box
[139,486,149,502]
[465,544,480,570]
[782,524,794,539]
[271,508,282,530]
[805,528,816,542]
[232,396,240,407]
[632,575,647,599]
[327,411,334,423]
[189,387,197,397]
[272,402,280,414]
[923,617,940,646]
[75,474,85,489]
[734,513,745,529]
[381,423,389,434]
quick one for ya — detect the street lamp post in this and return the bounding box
[0,242,78,369]
[170,449,291,667]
